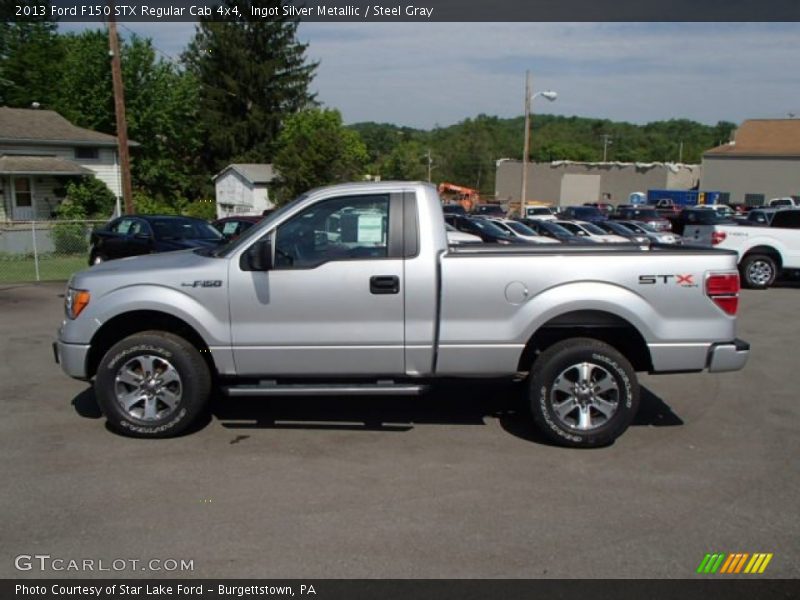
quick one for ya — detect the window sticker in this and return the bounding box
[223,222,239,235]
[357,215,383,243]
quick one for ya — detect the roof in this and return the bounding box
[0,107,125,147]
[0,155,93,176]
[704,119,800,158]
[213,163,276,184]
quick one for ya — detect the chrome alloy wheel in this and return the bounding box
[747,260,774,287]
[114,355,183,421]
[550,361,619,431]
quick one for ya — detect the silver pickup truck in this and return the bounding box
[55,182,749,447]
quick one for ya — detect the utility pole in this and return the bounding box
[678,140,684,163]
[425,149,434,182]
[520,70,531,208]
[601,134,613,162]
[107,7,134,214]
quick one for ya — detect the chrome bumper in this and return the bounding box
[53,339,91,380]
[707,338,750,373]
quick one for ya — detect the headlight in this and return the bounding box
[65,288,91,320]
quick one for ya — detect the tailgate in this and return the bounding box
[683,224,715,246]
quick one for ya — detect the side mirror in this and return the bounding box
[241,238,273,271]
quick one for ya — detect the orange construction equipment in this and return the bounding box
[437,182,480,212]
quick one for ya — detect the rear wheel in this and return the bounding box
[740,253,777,289]
[95,331,211,438]
[529,338,639,448]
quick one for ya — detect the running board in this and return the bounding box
[222,381,429,397]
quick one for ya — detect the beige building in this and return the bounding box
[495,159,700,207]
[701,119,800,206]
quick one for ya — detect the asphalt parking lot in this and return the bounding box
[1,281,798,579]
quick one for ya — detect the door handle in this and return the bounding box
[370,275,399,294]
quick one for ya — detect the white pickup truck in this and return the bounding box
[684,208,800,289]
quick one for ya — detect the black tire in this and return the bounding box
[95,331,211,438]
[739,253,777,290]
[529,338,639,448]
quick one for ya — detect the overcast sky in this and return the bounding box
[59,22,800,129]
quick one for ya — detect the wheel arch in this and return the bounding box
[517,309,653,373]
[86,311,215,379]
[741,245,783,269]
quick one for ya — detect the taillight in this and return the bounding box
[706,273,739,315]
[711,231,727,245]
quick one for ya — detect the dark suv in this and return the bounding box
[558,206,607,223]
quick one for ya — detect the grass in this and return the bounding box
[0,255,88,283]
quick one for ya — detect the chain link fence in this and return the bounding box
[0,220,106,283]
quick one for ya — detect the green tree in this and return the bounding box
[183,1,317,173]
[0,17,62,108]
[379,140,427,180]
[273,108,368,201]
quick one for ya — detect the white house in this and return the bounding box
[0,106,131,221]
[213,163,276,219]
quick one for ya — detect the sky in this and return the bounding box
[59,21,800,129]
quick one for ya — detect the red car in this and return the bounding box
[211,215,263,240]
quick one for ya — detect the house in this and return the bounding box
[700,119,800,206]
[0,106,130,221]
[213,163,277,219]
[495,159,700,207]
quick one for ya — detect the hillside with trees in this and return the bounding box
[350,115,736,196]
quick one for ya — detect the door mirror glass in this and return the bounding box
[241,237,273,271]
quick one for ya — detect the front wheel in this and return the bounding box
[95,331,211,438]
[740,253,777,289]
[529,338,639,448]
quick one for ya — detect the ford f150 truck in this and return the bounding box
[55,182,749,447]
[684,208,800,289]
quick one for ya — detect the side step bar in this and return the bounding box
[222,381,429,397]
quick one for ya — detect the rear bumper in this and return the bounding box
[707,338,750,373]
[53,339,91,380]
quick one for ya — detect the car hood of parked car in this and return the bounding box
[155,238,222,252]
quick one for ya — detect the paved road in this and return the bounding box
[1,282,798,578]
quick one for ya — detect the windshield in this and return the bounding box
[630,221,656,232]
[580,222,607,235]
[469,218,508,236]
[151,218,222,241]
[541,221,573,236]
[506,221,536,236]
[211,194,308,257]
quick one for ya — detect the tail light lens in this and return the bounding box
[706,273,739,315]
[711,231,727,245]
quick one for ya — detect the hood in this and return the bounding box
[70,249,223,293]
[156,238,221,251]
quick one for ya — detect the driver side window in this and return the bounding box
[274,194,390,269]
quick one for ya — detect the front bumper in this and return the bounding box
[53,339,91,380]
[707,338,750,373]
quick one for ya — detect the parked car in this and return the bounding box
[583,202,615,216]
[593,220,651,245]
[486,218,560,244]
[449,215,527,244]
[89,215,224,265]
[737,208,781,226]
[212,216,262,241]
[554,220,629,243]
[558,205,608,223]
[442,204,467,216]
[618,221,681,245]
[669,207,736,236]
[523,205,557,221]
[613,207,672,232]
[519,218,596,244]
[472,204,506,218]
[445,223,481,245]
[56,181,748,447]
[767,197,800,208]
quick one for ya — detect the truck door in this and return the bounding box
[228,192,406,376]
